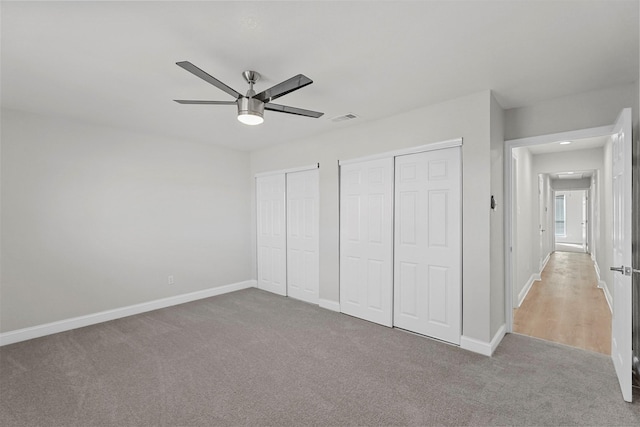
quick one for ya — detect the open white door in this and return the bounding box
[256,174,287,296]
[610,108,633,402]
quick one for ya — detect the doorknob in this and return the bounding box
[610,266,633,276]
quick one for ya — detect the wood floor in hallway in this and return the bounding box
[513,251,611,355]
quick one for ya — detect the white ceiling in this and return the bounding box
[527,135,610,155]
[550,171,593,180]
[1,1,638,151]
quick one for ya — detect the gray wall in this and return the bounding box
[512,146,535,306]
[551,178,591,191]
[505,84,637,141]
[250,90,498,344]
[490,93,505,337]
[0,109,252,332]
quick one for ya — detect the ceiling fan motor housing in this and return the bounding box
[238,96,264,119]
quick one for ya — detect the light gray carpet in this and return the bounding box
[1,288,639,426]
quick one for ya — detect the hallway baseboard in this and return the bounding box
[541,253,551,272]
[601,282,613,313]
[593,261,612,312]
[517,274,539,307]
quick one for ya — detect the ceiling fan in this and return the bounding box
[174,61,324,126]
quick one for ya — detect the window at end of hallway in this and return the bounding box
[555,194,566,237]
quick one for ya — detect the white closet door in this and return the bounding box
[256,174,287,296]
[286,169,319,304]
[340,158,394,326]
[394,147,461,344]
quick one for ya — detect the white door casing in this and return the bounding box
[256,174,287,296]
[511,156,519,307]
[610,108,633,402]
[538,174,546,270]
[393,147,461,344]
[340,158,394,327]
[582,190,588,253]
[286,169,319,304]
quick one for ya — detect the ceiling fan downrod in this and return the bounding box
[242,70,260,98]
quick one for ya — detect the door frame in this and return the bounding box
[553,188,589,253]
[503,125,613,333]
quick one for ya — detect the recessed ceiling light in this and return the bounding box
[566,171,574,174]
[559,141,572,145]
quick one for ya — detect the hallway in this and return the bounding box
[513,251,611,355]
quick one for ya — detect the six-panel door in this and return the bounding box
[393,147,461,344]
[340,158,395,326]
[256,174,287,296]
[286,169,320,304]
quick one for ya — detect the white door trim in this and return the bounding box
[255,163,319,178]
[504,125,615,333]
[339,138,462,166]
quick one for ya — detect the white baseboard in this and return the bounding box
[0,280,257,346]
[319,298,340,312]
[593,261,612,312]
[541,253,551,272]
[460,324,506,357]
[460,335,491,356]
[602,282,613,313]
[490,324,506,355]
[517,274,538,307]
[594,261,602,283]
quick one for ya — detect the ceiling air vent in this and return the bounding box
[331,113,359,123]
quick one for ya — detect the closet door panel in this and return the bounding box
[256,174,287,296]
[286,169,319,304]
[394,147,461,344]
[340,158,394,326]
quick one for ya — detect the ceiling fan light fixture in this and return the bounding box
[237,97,264,125]
[237,111,264,126]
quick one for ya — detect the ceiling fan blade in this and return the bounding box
[255,74,313,102]
[265,103,324,118]
[174,100,237,105]
[176,61,241,99]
